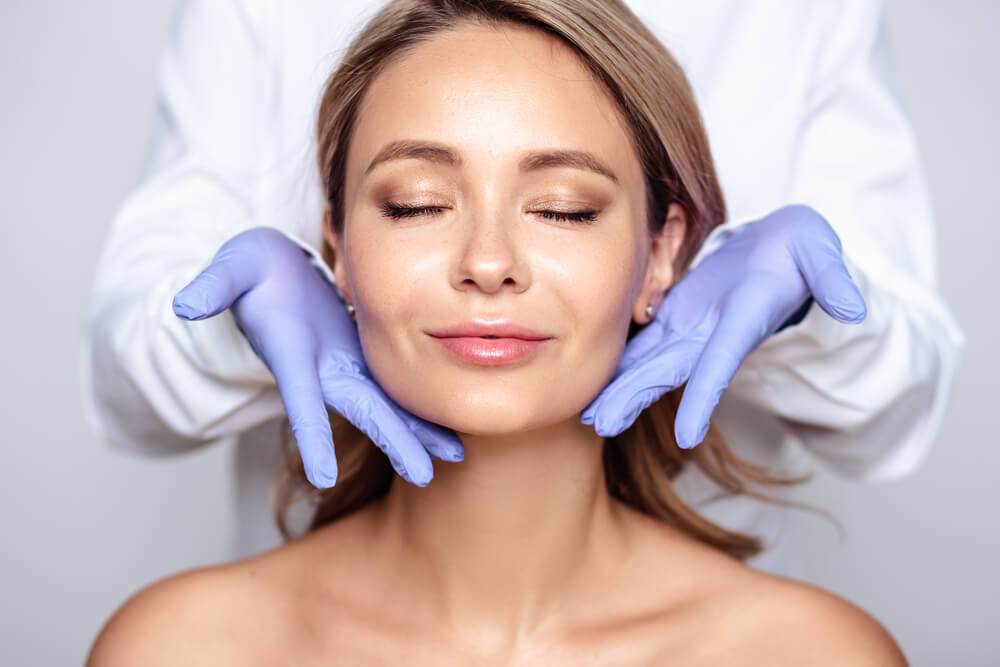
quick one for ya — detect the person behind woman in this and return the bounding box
[88,0,906,663]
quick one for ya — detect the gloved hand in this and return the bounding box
[581,204,867,447]
[171,226,464,488]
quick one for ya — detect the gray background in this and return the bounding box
[1,1,995,664]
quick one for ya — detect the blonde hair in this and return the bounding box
[275,0,808,560]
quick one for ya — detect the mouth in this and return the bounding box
[426,320,553,366]
[429,334,550,366]
[427,320,552,341]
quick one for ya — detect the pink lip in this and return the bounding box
[427,320,553,366]
[431,336,549,365]
[428,320,551,340]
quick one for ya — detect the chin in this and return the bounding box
[408,399,545,436]
[437,410,543,437]
[399,384,593,437]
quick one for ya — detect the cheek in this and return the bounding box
[347,248,411,332]
[552,230,645,395]
[343,230,425,384]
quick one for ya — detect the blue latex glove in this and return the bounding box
[581,204,867,447]
[171,227,464,488]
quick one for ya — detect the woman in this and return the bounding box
[88,0,906,663]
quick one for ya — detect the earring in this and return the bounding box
[645,304,655,319]
[345,303,356,320]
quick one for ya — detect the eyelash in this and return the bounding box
[379,202,599,225]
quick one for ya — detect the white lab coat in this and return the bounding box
[81,0,965,574]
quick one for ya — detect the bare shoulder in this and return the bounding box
[617,511,906,665]
[85,551,306,667]
[734,572,909,666]
[85,512,377,667]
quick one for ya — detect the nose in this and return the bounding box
[450,208,530,295]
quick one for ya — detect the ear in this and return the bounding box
[632,202,687,324]
[322,206,353,307]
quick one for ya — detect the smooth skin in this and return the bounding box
[95,22,902,665]
[88,503,904,665]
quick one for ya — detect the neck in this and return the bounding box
[369,417,630,644]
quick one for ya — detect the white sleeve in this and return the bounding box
[81,0,296,456]
[700,0,965,482]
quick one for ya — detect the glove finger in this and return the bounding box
[792,228,866,324]
[321,372,435,486]
[803,258,867,324]
[172,243,261,320]
[674,304,763,449]
[580,325,681,425]
[619,313,666,369]
[585,337,703,437]
[394,410,465,462]
[268,349,339,489]
[244,320,340,487]
[606,279,697,386]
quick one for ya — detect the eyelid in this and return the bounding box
[379,201,599,224]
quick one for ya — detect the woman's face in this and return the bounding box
[327,22,685,435]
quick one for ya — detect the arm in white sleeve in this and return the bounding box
[713,0,966,481]
[81,0,291,456]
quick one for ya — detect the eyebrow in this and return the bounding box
[364,139,619,184]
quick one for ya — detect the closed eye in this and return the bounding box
[379,202,598,224]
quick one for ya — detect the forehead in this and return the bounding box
[346,22,643,186]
